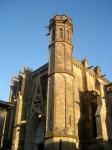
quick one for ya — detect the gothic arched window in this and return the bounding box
[67,30,69,41]
[59,28,63,39]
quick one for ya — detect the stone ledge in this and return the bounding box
[45,130,76,139]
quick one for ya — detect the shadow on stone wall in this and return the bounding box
[1,139,12,150]
[77,90,99,150]
[45,140,76,150]
[77,89,112,150]
[105,86,112,150]
[105,89,112,139]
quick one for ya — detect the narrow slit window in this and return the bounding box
[59,28,63,39]
[67,30,69,41]
[52,30,55,41]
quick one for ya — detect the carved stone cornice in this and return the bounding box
[87,69,95,78]
[0,100,14,109]
[32,63,48,77]
[73,58,82,70]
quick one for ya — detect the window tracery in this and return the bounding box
[30,78,43,117]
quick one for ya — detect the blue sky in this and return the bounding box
[0,0,112,101]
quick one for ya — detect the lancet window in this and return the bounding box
[52,30,55,42]
[59,28,63,39]
[66,30,69,41]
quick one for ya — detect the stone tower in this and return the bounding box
[45,14,76,150]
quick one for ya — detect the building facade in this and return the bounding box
[1,14,112,150]
[0,100,13,149]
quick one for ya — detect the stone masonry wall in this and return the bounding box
[0,108,6,147]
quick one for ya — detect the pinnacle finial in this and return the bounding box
[24,63,27,71]
[85,56,88,60]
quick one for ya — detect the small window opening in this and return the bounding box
[59,28,63,39]
[52,30,55,41]
[67,30,69,41]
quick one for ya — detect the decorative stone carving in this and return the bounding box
[30,78,43,117]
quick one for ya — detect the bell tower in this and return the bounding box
[45,14,76,150]
[48,14,73,75]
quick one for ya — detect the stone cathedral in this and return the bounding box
[1,14,112,150]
